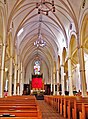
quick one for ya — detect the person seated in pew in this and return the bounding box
[4,90,8,97]
[77,90,81,96]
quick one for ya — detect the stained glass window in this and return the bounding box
[34,60,40,75]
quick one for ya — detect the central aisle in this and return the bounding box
[37,100,67,119]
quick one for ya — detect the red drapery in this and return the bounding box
[32,78,42,88]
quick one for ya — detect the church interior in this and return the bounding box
[0,0,88,118]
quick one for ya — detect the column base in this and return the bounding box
[82,93,88,97]
[13,94,17,95]
[69,93,73,96]
[57,92,59,95]
[0,94,4,98]
[82,95,88,97]
[82,91,87,97]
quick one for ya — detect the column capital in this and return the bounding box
[68,57,71,60]
[68,75,72,78]
[61,64,64,67]
[77,45,84,49]
[0,68,5,71]
[80,69,85,72]
[53,72,56,74]
[9,56,14,59]
[14,63,18,66]
[2,43,6,46]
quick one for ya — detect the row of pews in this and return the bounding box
[0,95,42,119]
[44,95,88,119]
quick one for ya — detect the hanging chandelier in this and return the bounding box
[34,35,46,47]
[34,15,46,47]
[36,0,55,15]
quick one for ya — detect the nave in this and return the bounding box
[0,94,88,119]
[0,1,88,118]
[0,95,66,119]
[37,100,66,119]
[0,0,88,98]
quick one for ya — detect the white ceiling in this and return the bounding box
[1,0,87,69]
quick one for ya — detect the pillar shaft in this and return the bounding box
[17,58,20,95]
[79,47,87,96]
[8,56,13,96]
[8,31,13,96]
[53,72,56,95]
[0,17,6,98]
[50,72,53,92]
[56,70,59,95]
[13,54,17,95]
[20,62,23,95]
[17,68,20,95]
[61,65,65,95]
[0,44,6,97]
[68,57,73,96]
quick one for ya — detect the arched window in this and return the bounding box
[34,60,40,75]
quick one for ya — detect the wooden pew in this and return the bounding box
[81,103,88,119]
[63,96,76,119]
[60,96,88,119]
[44,95,88,119]
[76,102,88,119]
[0,96,42,119]
[0,116,42,119]
[0,105,38,110]
[0,110,41,117]
[73,97,88,119]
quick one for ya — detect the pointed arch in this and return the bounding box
[80,13,88,54]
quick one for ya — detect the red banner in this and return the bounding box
[32,78,42,88]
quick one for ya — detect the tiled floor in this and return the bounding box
[37,100,67,119]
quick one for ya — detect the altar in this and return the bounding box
[31,89,45,96]
[30,75,45,99]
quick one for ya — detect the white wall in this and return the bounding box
[41,60,49,84]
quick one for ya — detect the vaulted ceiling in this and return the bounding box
[0,0,87,70]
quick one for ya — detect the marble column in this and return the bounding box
[17,58,20,95]
[0,43,6,97]
[56,56,60,95]
[53,72,56,95]
[56,69,59,95]
[13,53,17,95]
[85,61,88,91]
[61,65,65,95]
[8,31,13,96]
[78,46,87,96]
[20,62,23,95]
[22,66,25,90]
[0,13,6,98]
[53,61,56,95]
[50,70,53,93]
[68,57,73,96]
